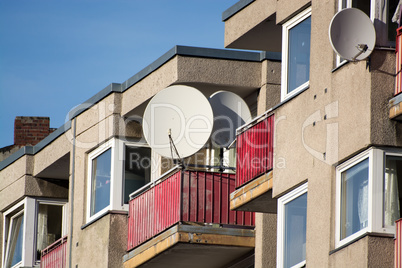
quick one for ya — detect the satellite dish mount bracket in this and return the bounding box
[168,129,183,166]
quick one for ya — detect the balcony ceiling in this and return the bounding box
[35,153,70,180]
[124,224,255,268]
[226,14,282,52]
[125,83,258,121]
[139,243,253,268]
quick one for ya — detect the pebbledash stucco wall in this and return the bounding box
[66,52,267,268]
[226,0,398,267]
[0,133,70,268]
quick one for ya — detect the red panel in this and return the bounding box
[396,27,402,96]
[127,171,182,250]
[236,115,274,188]
[396,219,402,268]
[181,171,254,226]
[41,236,67,268]
[127,170,254,251]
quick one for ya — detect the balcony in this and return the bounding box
[123,168,255,268]
[40,236,67,268]
[390,27,402,121]
[230,113,277,213]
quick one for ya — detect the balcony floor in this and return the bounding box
[389,93,402,121]
[230,171,277,213]
[123,223,255,268]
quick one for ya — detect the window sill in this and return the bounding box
[331,60,349,73]
[329,232,394,255]
[81,210,128,230]
[273,86,309,111]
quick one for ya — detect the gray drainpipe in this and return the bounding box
[69,118,76,268]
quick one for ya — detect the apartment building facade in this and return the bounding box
[1,0,401,268]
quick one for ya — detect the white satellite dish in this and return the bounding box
[142,85,213,159]
[329,8,376,61]
[209,91,251,148]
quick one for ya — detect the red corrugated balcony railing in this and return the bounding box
[41,236,67,268]
[236,113,274,188]
[127,169,255,251]
[396,219,402,268]
[396,27,402,96]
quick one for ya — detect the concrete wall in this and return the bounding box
[258,59,281,114]
[0,155,68,213]
[254,213,277,268]
[224,0,277,49]
[66,54,265,268]
[242,0,399,267]
[370,50,401,147]
[276,0,311,24]
[68,105,119,268]
[328,236,394,268]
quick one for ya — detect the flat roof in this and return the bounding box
[0,45,280,171]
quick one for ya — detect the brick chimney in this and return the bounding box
[14,116,54,146]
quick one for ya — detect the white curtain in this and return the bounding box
[392,0,402,25]
[37,205,48,252]
[358,180,369,229]
[384,159,400,226]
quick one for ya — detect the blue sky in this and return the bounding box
[0,0,239,148]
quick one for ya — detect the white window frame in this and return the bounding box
[121,140,153,205]
[281,7,312,101]
[2,198,67,268]
[382,150,402,232]
[277,182,308,268]
[86,138,153,223]
[335,147,402,248]
[87,138,118,223]
[34,199,68,264]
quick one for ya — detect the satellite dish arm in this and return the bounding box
[168,129,183,166]
[352,44,368,61]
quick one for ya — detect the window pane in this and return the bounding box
[384,156,402,226]
[341,0,347,9]
[352,0,370,17]
[287,16,311,93]
[91,149,112,216]
[124,146,151,204]
[340,158,369,239]
[6,213,24,268]
[388,0,398,42]
[284,193,307,268]
[36,204,63,261]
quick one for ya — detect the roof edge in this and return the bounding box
[0,121,72,171]
[68,83,122,120]
[260,51,281,61]
[1,45,264,171]
[222,0,255,22]
[0,146,34,170]
[34,121,72,154]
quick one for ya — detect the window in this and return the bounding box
[2,198,67,268]
[383,154,402,228]
[35,202,65,262]
[124,145,151,204]
[281,7,311,101]
[340,158,369,240]
[4,210,24,268]
[90,148,112,216]
[335,148,402,248]
[87,138,152,222]
[206,146,236,173]
[277,183,308,268]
